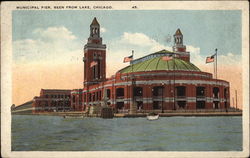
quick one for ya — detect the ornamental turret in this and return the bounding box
[172,29,190,62]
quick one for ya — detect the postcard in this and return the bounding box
[1,1,249,158]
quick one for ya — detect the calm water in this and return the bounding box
[12,115,242,151]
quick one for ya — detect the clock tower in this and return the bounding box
[83,17,106,87]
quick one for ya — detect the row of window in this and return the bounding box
[37,101,70,106]
[71,86,228,103]
[45,94,70,99]
[72,91,102,103]
[116,100,228,111]
[87,91,102,102]
[115,86,228,98]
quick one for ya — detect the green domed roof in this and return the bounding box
[119,57,200,73]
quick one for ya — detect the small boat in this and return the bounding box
[147,112,159,120]
[63,115,84,119]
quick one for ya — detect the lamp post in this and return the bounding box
[161,82,164,113]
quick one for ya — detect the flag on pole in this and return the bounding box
[161,55,173,61]
[90,61,97,67]
[206,54,216,63]
[123,55,133,63]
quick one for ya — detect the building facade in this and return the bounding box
[33,18,230,113]
[70,18,230,112]
[32,89,71,112]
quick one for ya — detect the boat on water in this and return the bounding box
[147,112,159,120]
[63,115,85,119]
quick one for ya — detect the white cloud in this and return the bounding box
[218,52,241,66]
[104,32,174,76]
[187,45,241,68]
[33,26,76,40]
[120,32,172,52]
[187,45,203,65]
[14,28,241,75]
[121,32,155,46]
[100,27,106,33]
[13,26,82,65]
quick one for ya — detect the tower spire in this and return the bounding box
[174,28,183,45]
[91,17,100,26]
[85,17,103,45]
[175,28,182,36]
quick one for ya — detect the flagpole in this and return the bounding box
[235,90,238,110]
[130,50,135,114]
[133,50,136,112]
[132,50,134,73]
[215,48,218,80]
[173,54,176,110]
[213,57,215,79]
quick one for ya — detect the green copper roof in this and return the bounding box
[119,57,200,73]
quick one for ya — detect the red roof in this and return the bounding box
[175,28,182,35]
[91,17,99,26]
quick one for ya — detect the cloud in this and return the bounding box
[33,26,76,40]
[218,52,241,66]
[104,32,174,76]
[13,27,241,72]
[187,45,203,65]
[100,27,106,33]
[120,32,172,52]
[13,26,82,65]
[187,44,242,68]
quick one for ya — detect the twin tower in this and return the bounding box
[83,18,189,87]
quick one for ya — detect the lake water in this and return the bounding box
[12,115,242,151]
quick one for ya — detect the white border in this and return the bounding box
[1,1,249,158]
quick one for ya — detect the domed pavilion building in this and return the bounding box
[70,18,230,113]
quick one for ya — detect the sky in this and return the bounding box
[12,10,242,108]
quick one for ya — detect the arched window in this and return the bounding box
[224,88,228,98]
[196,87,205,97]
[152,86,163,96]
[88,94,92,102]
[116,88,124,98]
[107,89,111,99]
[133,87,143,97]
[176,86,186,97]
[213,87,219,98]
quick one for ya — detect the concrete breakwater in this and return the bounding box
[13,110,242,118]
